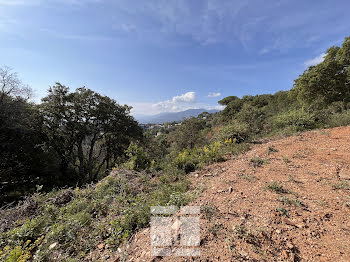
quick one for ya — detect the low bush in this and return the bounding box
[219,123,250,143]
[273,109,318,132]
[122,142,150,171]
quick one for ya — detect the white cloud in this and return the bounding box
[152,91,196,112]
[171,91,196,103]
[129,92,224,116]
[207,92,221,97]
[304,53,326,67]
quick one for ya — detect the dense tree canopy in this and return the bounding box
[40,83,142,182]
[292,37,350,107]
[0,76,142,205]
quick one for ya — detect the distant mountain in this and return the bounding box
[135,108,219,124]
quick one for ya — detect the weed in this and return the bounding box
[202,204,218,220]
[250,157,266,168]
[279,196,304,207]
[314,199,329,207]
[266,182,289,194]
[288,174,302,184]
[241,174,257,181]
[275,207,289,217]
[268,146,279,154]
[282,156,292,164]
[332,181,350,190]
[209,222,223,237]
[232,224,261,246]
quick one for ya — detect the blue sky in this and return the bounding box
[1,0,349,115]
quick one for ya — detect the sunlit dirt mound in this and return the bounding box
[113,127,350,262]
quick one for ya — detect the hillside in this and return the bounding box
[118,126,350,261]
[135,109,219,124]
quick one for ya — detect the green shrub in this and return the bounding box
[167,191,192,207]
[326,109,350,127]
[219,123,250,143]
[203,141,224,163]
[122,142,150,171]
[7,218,45,244]
[273,109,318,132]
[173,149,198,173]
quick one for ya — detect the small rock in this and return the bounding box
[172,218,181,232]
[228,187,233,193]
[240,251,249,258]
[117,247,122,253]
[97,243,104,250]
[282,250,289,258]
[49,242,58,250]
[286,241,294,249]
[194,173,199,178]
[282,218,297,227]
[339,169,350,180]
[275,229,281,234]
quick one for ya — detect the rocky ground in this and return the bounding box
[112,127,350,261]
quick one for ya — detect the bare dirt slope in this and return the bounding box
[116,127,350,262]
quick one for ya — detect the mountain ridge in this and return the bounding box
[135,108,219,124]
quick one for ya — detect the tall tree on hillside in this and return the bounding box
[169,117,206,150]
[0,67,59,204]
[40,83,142,182]
[293,36,350,107]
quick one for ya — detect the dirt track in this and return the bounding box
[115,127,350,261]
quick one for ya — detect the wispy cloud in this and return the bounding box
[39,28,114,42]
[304,53,326,67]
[0,0,31,5]
[208,92,221,97]
[0,0,100,6]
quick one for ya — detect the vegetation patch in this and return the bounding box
[202,203,219,220]
[275,207,289,217]
[279,196,304,207]
[241,174,257,181]
[250,157,266,168]
[266,182,289,194]
[268,146,279,154]
[332,181,350,190]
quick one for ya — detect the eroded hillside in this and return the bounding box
[119,127,350,262]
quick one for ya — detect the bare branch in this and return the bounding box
[0,66,33,102]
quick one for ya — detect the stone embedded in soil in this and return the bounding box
[338,169,350,180]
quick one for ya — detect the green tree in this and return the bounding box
[40,83,142,183]
[169,117,206,151]
[0,67,59,204]
[218,96,239,106]
[293,36,350,107]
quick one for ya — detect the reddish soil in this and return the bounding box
[113,127,350,261]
